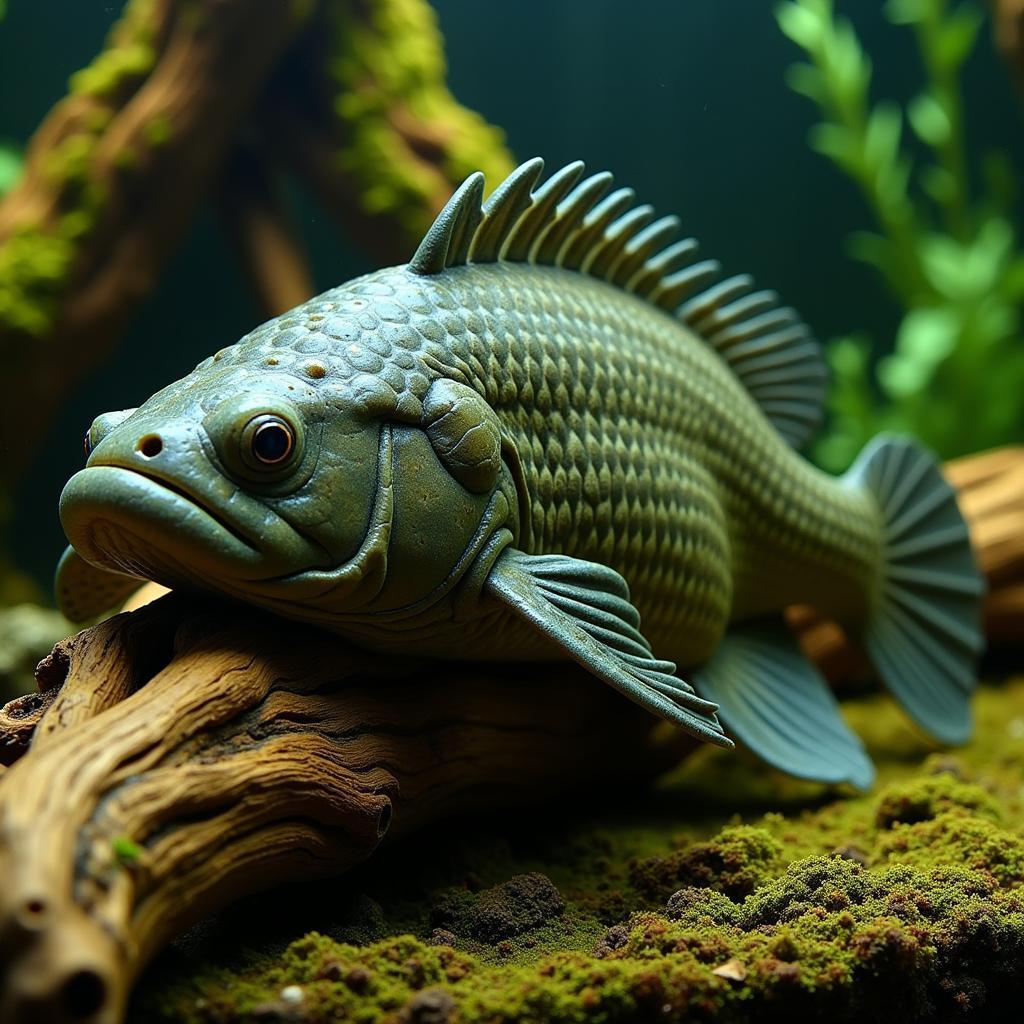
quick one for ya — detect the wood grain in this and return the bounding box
[0,595,686,1024]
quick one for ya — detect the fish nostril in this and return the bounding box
[137,435,163,458]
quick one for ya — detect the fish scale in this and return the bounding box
[206,259,876,665]
[57,158,985,788]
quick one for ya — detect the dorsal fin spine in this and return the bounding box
[468,158,545,264]
[531,172,614,265]
[445,174,486,268]
[651,261,721,311]
[582,205,656,277]
[501,161,584,263]
[626,238,699,296]
[608,216,681,288]
[679,275,754,327]
[407,159,828,450]
[702,291,779,334]
[559,188,636,269]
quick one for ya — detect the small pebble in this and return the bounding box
[280,985,304,1004]
[712,958,748,982]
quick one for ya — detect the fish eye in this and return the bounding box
[243,415,296,468]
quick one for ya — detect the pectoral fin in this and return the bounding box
[484,547,731,747]
[55,546,146,623]
[693,618,874,789]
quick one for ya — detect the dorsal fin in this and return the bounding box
[407,159,827,449]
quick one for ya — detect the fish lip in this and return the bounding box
[59,464,329,583]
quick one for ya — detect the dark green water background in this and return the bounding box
[2,0,1022,590]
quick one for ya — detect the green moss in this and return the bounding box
[327,0,513,242]
[0,0,158,339]
[629,825,783,901]
[431,873,566,944]
[68,0,157,100]
[69,41,155,99]
[132,679,1024,1022]
[143,115,172,148]
[112,836,143,866]
[874,774,1002,828]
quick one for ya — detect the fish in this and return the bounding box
[56,158,984,788]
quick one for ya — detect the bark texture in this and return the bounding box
[0,0,513,491]
[0,595,683,1024]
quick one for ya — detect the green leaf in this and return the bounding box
[935,7,983,71]
[829,20,871,100]
[784,62,824,101]
[879,307,961,398]
[920,164,955,206]
[918,220,1014,301]
[884,0,928,25]
[864,102,903,172]
[908,92,951,146]
[828,334,871,378]
[809,122,861,172]
[0,142,22,197]
[847,230,896,274]
[775,2,825,49]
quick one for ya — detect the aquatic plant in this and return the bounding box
[776,0,1024,470]
[0,143,20,198]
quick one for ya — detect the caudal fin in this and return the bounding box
[845,436,985,744]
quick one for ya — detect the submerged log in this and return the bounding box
[0,594,686,1024]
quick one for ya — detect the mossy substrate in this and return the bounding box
[132,675,1024,1023]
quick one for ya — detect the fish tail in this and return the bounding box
[844,435,985,744]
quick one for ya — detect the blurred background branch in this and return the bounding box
[0,0,512,553]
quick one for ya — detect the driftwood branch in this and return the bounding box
[0,0,309,487]
[218,142,316,318]
[0,595,684,1024]
[0,0,513,491]
[992,0,1024,89]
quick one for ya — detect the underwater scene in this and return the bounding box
[1,0,1024,1021]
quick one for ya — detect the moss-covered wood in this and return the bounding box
[132,677,1024,1024]
[0,0,513,494]
[0,594,685,1024]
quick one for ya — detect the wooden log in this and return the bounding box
[0,0,311,490]
[0,595,687,1024]
[992,0,1024,90]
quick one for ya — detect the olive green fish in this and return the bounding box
[57,159,984,788]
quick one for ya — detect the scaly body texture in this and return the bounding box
[57,159,983,788]
[217,262,879,666]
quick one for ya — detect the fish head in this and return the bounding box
[60,357,385,611]
[61,353,519,625]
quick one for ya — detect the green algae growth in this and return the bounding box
[131,676,1024,1023]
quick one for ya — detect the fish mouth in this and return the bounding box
[59,465,330,588]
